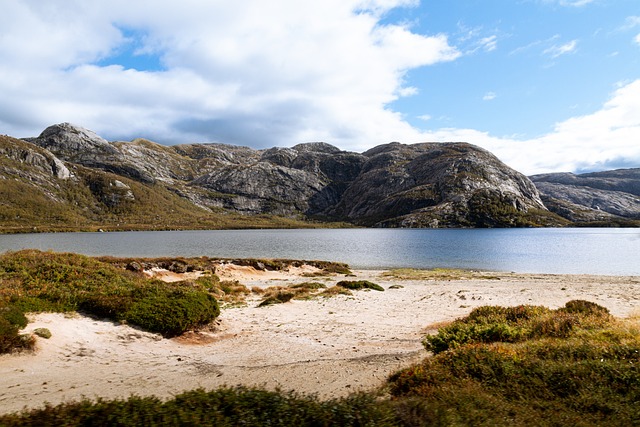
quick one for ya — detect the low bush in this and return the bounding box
[124,289,220,337]
[290,282,327,290]
[33,328,51,339]
[258,282,333,306]
[310,261,352,275]
[0,387,397,426]
[215,280,251,303]
[423,301,612,354]
[336,280,384,292]
[388,300,640,425]
[0,303,35,353]
[0,304,28,329]
[0,250,221,349]
[258,291,295,307]
[194,274,221,291]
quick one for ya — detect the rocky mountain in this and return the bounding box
[531,170,640,223]
[3,122,635,232]
[329,142,549,227]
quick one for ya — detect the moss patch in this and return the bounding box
[336,280,384,292]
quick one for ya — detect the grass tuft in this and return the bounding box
[382,268,501,281]
[336,280,384,292]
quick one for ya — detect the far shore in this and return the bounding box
[1,265,639,416]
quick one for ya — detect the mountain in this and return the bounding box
[0,122,618,232]
[531,170,640,225]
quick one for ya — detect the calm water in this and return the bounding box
[0,228,639,275]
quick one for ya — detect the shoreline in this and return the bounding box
[1,267,639,416]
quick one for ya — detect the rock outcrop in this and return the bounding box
[0,135,71,181]
[331,142,548,227]
[28,123,196,184]
[531,169,640,222]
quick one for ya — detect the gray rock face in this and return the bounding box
[189,142,367,216]
[29,123,196,184]
[331,142,546,227]
[30,122,118,160]
[531,169,640,221]
[192,162,327,215]
[532,170,640,197]
[3,122,572,228]
[0,135,71,180]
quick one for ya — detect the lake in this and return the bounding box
[1,228,639,275]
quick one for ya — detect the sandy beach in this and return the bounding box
[1,266,639,416]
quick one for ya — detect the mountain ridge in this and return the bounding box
[1,122,638,232]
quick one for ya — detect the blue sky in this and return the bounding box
[1,0,639,174]
[391,0,639,139]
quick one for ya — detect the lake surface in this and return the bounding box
[0,228,639,275]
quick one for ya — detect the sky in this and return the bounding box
[1,0,639,175]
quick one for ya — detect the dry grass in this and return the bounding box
[381,268,502,281]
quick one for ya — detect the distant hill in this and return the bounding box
[1,122,636,232]
[531,170,640,225]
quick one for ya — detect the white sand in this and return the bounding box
[1,268,639,415]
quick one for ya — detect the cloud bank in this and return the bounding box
[0,0,458,146]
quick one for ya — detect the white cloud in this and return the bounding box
[417,114,432,121]
[543,39,578,58]
[478,35,498,52]
[421,79,640,175]
[561,0,595,6]
[542,0,595,7]
[397,86,419,97]
[0,0,459,147]
[635,33,640,46]
[482,92,497,101]
[621,16,640,30]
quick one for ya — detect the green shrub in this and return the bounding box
[124,290,220,337]
[195,274,221,290]
[290,282,327,290]
[0,387,397,426]
[79,293,134,319]
[336,280,384,292]
[219,280,250,296]
[424,301,610,354]
[0,304,34,354]
[389,300,640,425]
[33,328,52,339]
[0,304,28,329]
[258,291,295,307]
[0,250,222,346]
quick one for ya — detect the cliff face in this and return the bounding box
[331,142,548,227]
[531,170,640,223]
[0,122,582,230]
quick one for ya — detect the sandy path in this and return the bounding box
[1,269,639,415]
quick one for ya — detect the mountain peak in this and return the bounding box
[32,123,117,159]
